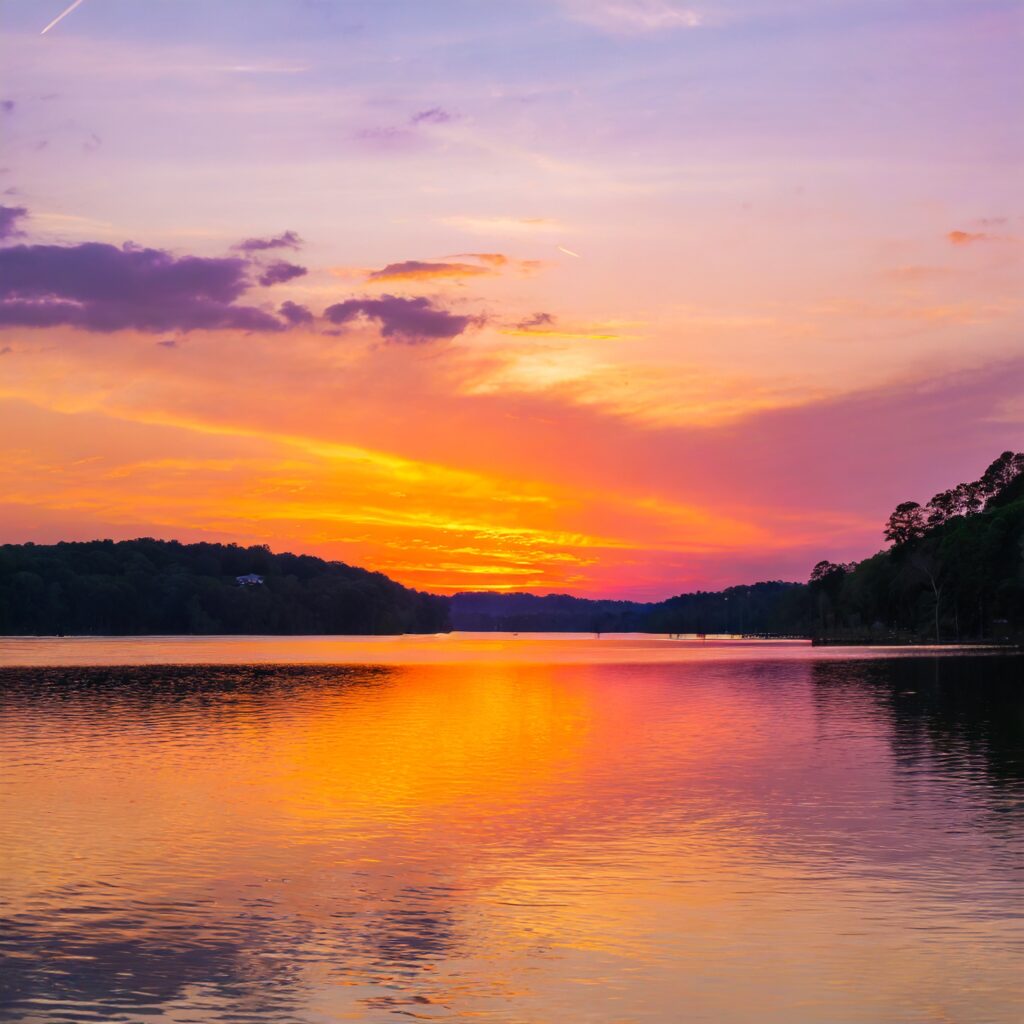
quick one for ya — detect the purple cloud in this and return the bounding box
[234,230,303,252]
[258,260,308,286]
[0,241,286,333]
[0,100,14,114]
[279,300,314,326]
[0,205,27,241]
[323,294,476,343]
[411,107,453,125]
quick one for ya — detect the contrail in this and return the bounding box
[41,0,87,35]
[557,245,582,258]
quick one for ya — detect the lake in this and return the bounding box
[1,636,1022,1023]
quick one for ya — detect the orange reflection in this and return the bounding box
[2,655,1022,1022]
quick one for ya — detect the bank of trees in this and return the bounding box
[0,539,448,635]
[2,453,1021,640]
[807,452,1024,641]
[642,581,809,635]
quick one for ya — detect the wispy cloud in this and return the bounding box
[514,312,557,331]
[367,252,539,283]
[368,260,493,284]
[411,107,454,126]
[234,231,303,253]
[947,230,993,246]
[499,312,621,340]
[440,215,563,236]
[560,0,702,33]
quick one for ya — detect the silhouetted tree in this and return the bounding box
[885,502,927,546]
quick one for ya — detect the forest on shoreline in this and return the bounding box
[1,452,1022,640]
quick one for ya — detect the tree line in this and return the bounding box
[448,585,806,635]
[1,451,1021,639]
[806,452,1024,642]
[0,539,448,635]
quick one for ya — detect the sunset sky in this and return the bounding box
[1,0,1021,598]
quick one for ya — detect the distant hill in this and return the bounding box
[450,583,807,635]
[0,539,448,636]
[450,592,648,632]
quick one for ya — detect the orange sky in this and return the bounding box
[0,0,1021,597]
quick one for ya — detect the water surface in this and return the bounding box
[0,632,1011,666]
[1,638,1022,1022]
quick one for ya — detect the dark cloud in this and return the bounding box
[279,300,314,326]
[1,100,14,114]
[515,311,556,330]
[368,259,490,282]
[323,294,477,343]
[156,339,177,348]
[234,230,303,252]
[0,204,27,240]
[411,107,453,125]
[0,241,286,333]
[258,260,308,286]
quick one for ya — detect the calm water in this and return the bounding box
[1,638,1022,1023]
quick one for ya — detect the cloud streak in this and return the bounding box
[947,230,1002,246]
[367,253,540,283]
[562,0,702,33]
[411,107,454,125]
[368,260,493,283]
[234,231,303,253]
[514,312,556,331]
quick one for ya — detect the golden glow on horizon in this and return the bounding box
[0,352,812,595]
[0,352,894,597]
